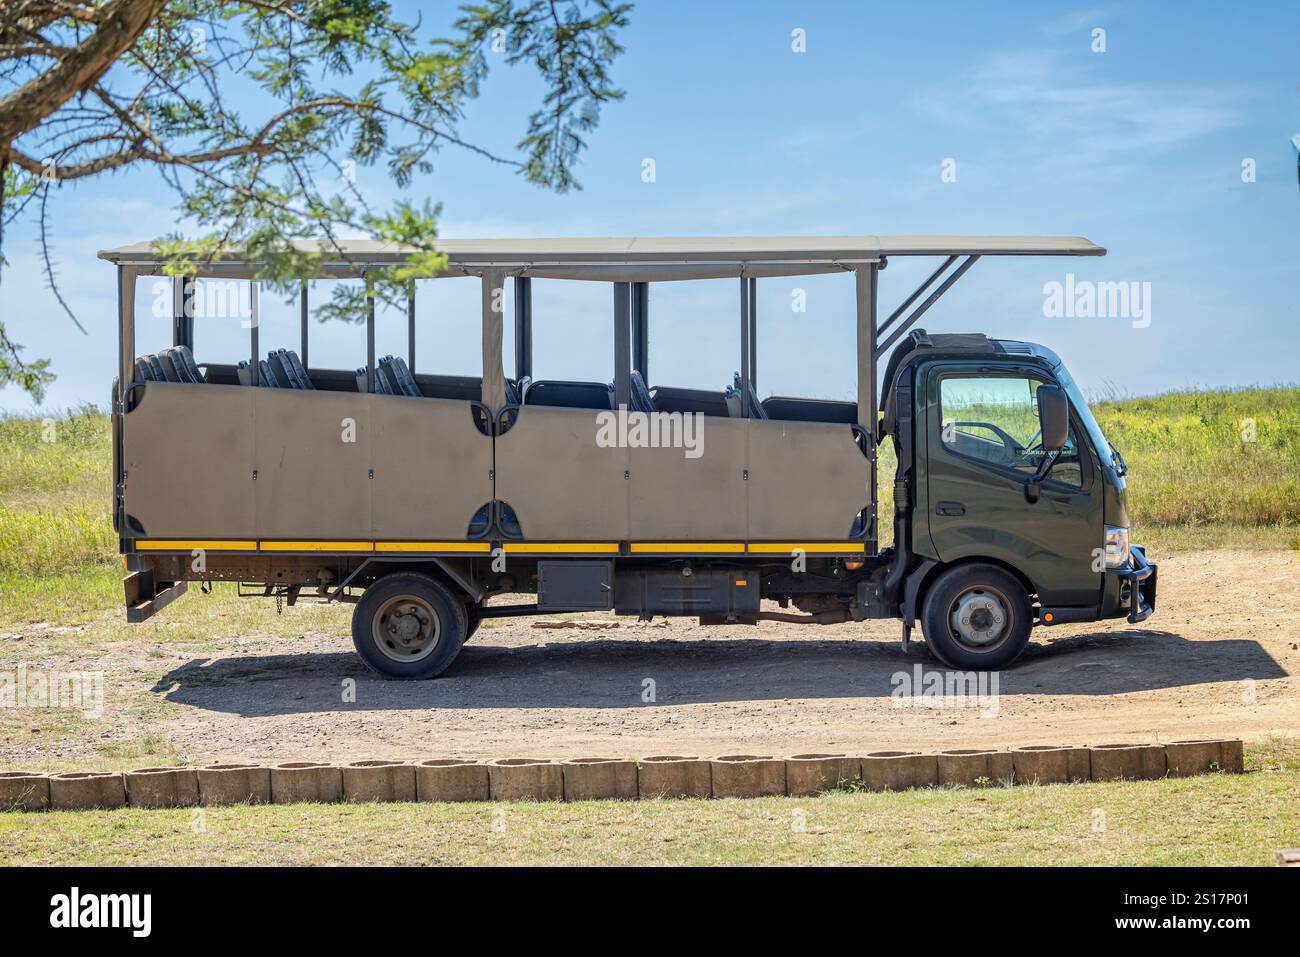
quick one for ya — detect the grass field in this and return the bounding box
[2,740,1296,866]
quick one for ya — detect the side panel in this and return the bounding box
[628,416,746,540]
[254,388,371,540]
[370,395,493,539]
[746,420,869,541]
[122,382,255,537]
[494,405,629,540]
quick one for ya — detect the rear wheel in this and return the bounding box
[351,573,467,679]
[920,563,1032,670]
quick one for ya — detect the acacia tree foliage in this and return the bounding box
[0,0,631,400]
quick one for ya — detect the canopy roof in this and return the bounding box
[98,235,1105,281]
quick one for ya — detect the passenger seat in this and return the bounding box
[629,370,656,414]
[356,366,394,394]
[377,355,420,397]
[724,372,768,419]
[268,348,314,390]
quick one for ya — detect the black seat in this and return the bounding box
[724,372,767,419]
[629,370,656,414]
[356,366,394,394]
[172,344,205,382]
[378,355,420,397]
[269,348,314,390]
[260,358,285,387]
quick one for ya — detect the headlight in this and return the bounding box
[1103,525,1131,569]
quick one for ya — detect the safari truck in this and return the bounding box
[101,236,1156,678]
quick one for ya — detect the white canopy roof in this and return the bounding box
[99,235,1105,280]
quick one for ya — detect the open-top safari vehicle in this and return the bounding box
[102,235,1155,677]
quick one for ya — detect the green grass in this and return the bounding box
[2,741,1296,866]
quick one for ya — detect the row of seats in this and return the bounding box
[137,349,771,421]
[237,348,314,389]
[134,345,206,384]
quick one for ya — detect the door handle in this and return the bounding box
[935,501,966,517]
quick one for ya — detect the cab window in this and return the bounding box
[938,374,1083,489]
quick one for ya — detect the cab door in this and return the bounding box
[920,362,1102,607]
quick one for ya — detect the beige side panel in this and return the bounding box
[122,383,255,537]
[495,406,628,540]
[254,389,372,540]
[628,416,746,540]
[746,420,869,541]
[371,396,492,539]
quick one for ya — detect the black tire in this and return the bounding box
[351,572,467,679]
[920,563,1032,670]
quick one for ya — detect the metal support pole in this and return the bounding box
[748,276,757,395]
[407,280,416,374]
[249,281,260,386]
[117,265,133,401]
[856,263,878,435]
[875,255,980,360]
[631,281,649,379]
[365,274,376,393]
[514,276,532,381]
[299,281,309,370]
[739,277,751,417]
[613,282,631,408]
[878,256,956,336]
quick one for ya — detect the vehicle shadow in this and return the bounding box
[149,628,1289,717]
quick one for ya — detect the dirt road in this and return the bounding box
[4,550,1298,767]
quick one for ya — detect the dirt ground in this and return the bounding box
[4,550,1299,767]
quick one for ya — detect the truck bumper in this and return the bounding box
[1118,544,1157,623]
[1039,544,1157,627]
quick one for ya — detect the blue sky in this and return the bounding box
[3,0,1298,411]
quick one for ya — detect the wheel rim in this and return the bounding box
[947,585,1012,653]
[371,595,441,663]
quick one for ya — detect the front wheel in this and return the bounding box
[351,572,467,679]
[920,563,1032,670]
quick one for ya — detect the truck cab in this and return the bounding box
[882,330,1156,670]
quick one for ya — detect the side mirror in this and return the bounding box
[1036,384,1069,452]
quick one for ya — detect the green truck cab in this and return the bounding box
[884,331,1156,670]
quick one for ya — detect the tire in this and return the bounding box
[919,563,1033,671]
[351,572,467,679]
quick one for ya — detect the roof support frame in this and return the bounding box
[514,276,532,382]
[739,277,752,417]
[407,280,416,376]
[249,280,261,386]
[613,281,631,408]
[631,281,649,381]
[299,281,309,371]
[364,274,375,393]
[875,255,980,361]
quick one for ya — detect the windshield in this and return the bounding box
[1053,363,1117,470]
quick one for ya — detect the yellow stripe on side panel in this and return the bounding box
[259,541,373,552]
[503,542,620,554]
[746,542,866,554]
[376,541,492,553]
[630,542,746,554]
[135,540,257,551]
